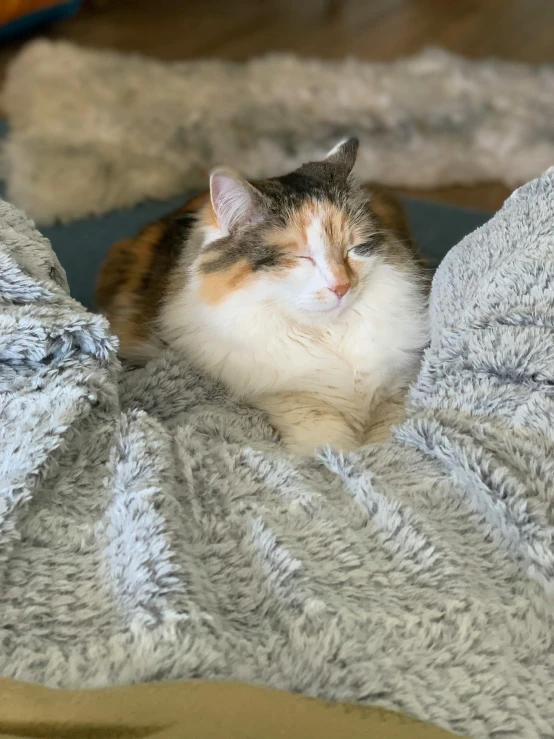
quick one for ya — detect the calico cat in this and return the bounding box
[97,138,429,453]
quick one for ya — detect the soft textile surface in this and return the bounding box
[3,40,554,223]
[1,172,554,739]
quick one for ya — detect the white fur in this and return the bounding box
[161,212,429,454]
[326,139,349,157]
[210,169,253,234]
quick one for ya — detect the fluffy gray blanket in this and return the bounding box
[1,175,554,738]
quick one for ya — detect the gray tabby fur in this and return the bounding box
[1,174,554,737]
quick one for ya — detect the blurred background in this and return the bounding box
[1,0,553,212]
[2,0,554,310]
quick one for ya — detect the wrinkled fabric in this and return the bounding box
[1,176,554,738]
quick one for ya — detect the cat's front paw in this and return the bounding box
[283,424,360,455]
[259,394,362,455]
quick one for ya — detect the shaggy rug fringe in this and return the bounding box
[3,40,554,223]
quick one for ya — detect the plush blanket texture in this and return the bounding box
[3,41,554,223]
[1,174,554,739]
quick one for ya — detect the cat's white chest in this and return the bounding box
[239,307,385,409]
[315,319,384,401]
[164,262,427,420]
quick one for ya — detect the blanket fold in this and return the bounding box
[1,175,554,737]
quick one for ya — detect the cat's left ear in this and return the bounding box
[210,168,265,234]
[324,137,359,175]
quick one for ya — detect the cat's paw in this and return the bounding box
[260,394,362,455]
[283,424,360,455]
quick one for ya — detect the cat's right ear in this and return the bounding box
[210,168,264,234]
[324,137,359,175]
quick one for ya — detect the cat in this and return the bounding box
[97,138,430,453]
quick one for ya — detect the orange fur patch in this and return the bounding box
[266,200,361,287]
[176,191,219,230]
[177,192,210,213]
[96,221,166,315]
[276,200,360,256]
[321,204,356,261]
[328,263,353,288]
[200,202,218,230]
[198,259,254,305]
[127,222,167,288]
[96,220,168,350]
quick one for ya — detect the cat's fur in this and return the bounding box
[97,139,429,453]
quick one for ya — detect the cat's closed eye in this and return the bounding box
[298,255,315,264]
[348,236,380,257]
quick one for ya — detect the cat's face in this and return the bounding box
[196,139,403,324]
[256,197,376,318]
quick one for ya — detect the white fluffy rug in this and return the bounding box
[3,40,554,224]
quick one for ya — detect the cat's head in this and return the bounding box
[195,138,416,323]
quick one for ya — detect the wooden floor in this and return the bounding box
[2,0,554,211]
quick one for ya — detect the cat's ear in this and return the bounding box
[324,137,359,175]
[210,168,264,234]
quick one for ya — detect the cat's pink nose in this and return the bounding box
[331,282,351,299]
